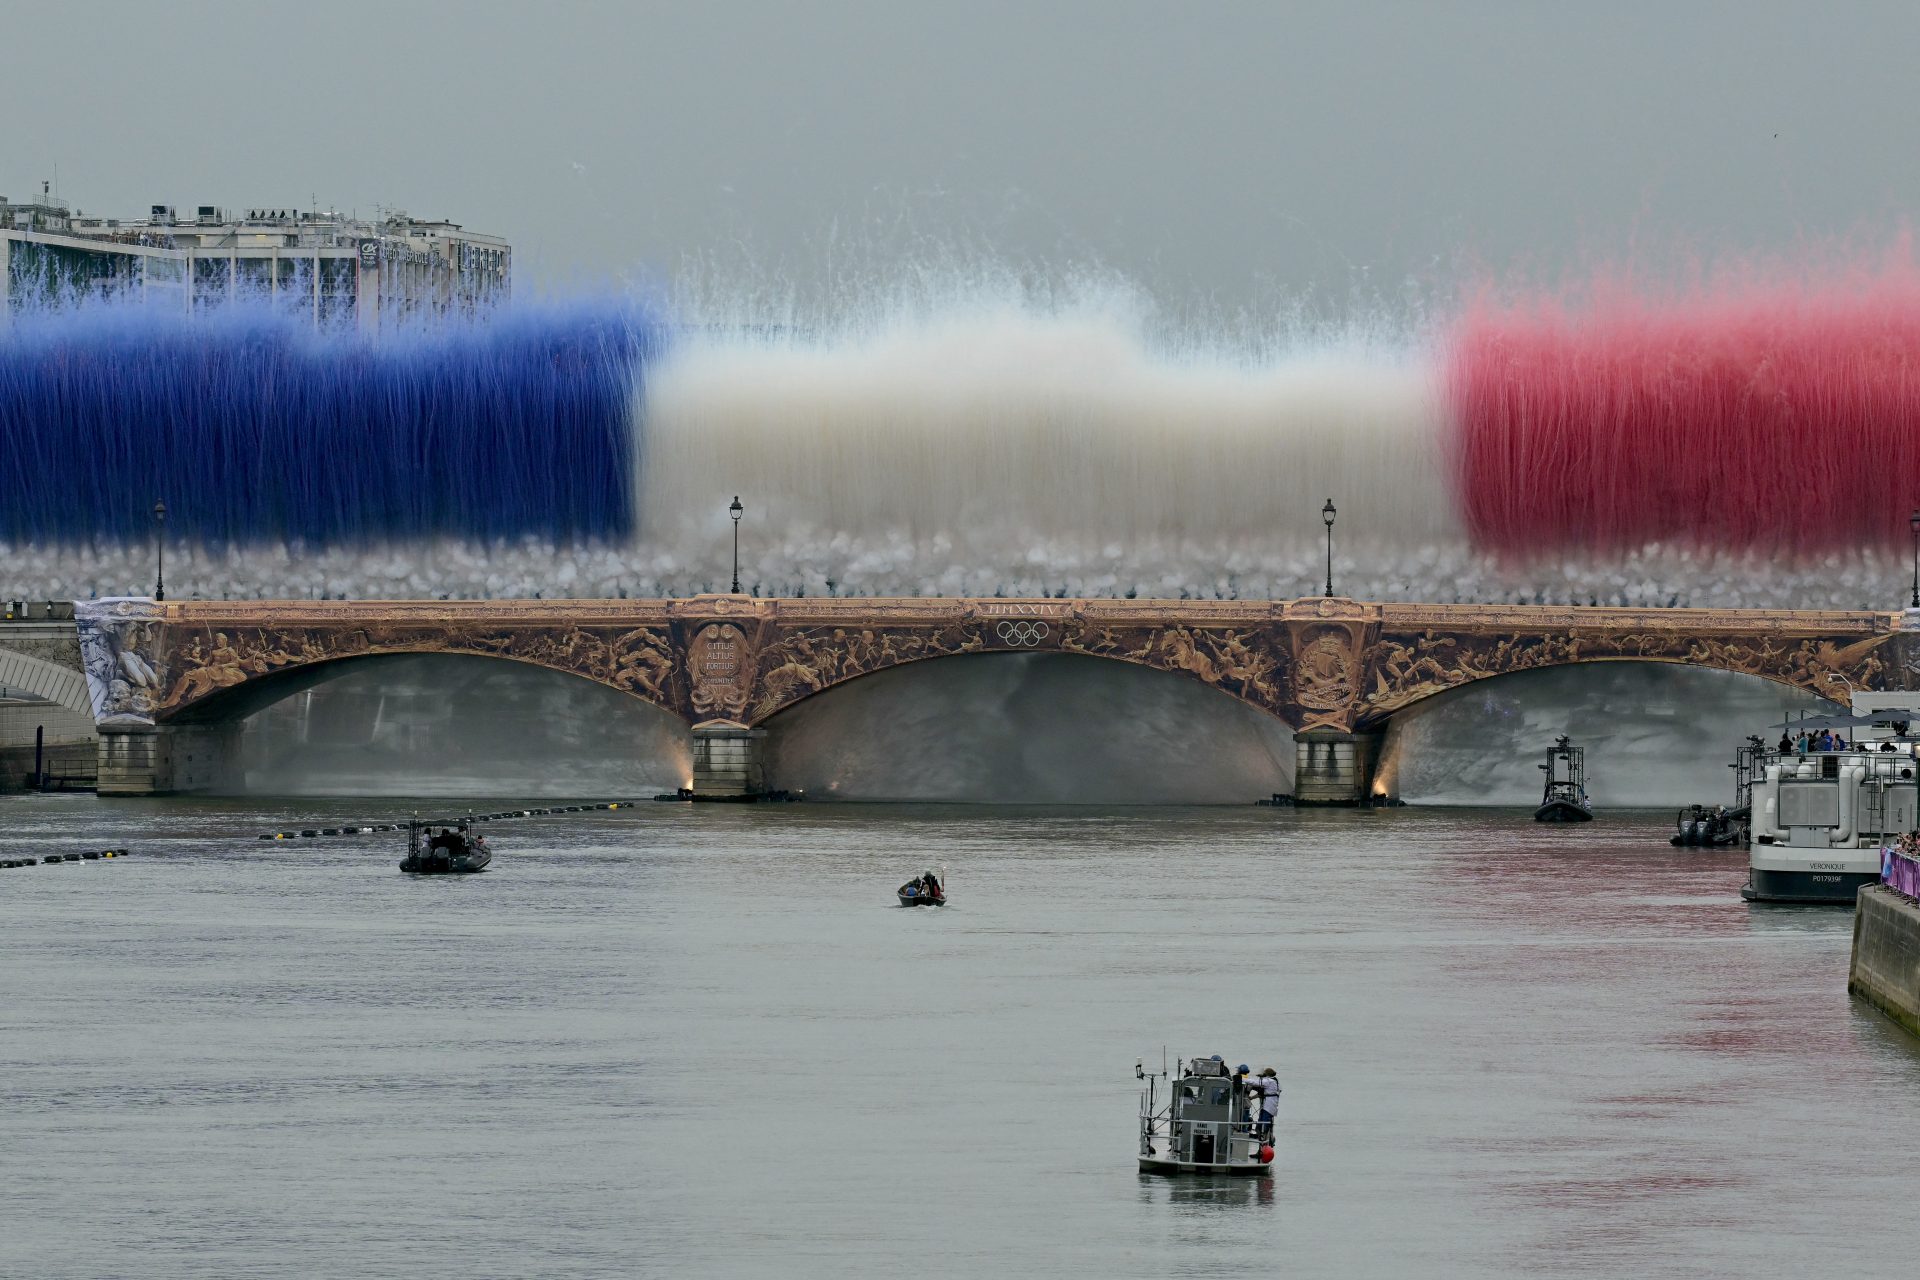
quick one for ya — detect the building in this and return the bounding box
[0,183,510,332]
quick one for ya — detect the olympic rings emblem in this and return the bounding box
[995,620,1051,647]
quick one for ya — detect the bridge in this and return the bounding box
[56,594,1918,800]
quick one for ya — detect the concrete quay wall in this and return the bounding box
[1849,885,1920,1039]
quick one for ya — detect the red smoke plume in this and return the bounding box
[1447,257,1920,558]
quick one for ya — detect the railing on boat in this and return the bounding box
[1138,1109,1265,1155]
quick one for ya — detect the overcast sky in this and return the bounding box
[4,1,1916,309]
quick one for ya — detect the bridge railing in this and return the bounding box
[1,601,73,621]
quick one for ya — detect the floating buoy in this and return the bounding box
[1259,1145,1275,1164]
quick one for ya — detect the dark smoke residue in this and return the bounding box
[231,654,689,796]
[1377,662,1833,807]
[765,652,1295,803]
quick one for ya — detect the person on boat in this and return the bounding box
[1232,1064,1254,1124]
[1776,732,1792,754]
[922,870,942,901]
[1254,1068,1281,1139]
[1794,732,1809,754]
[1834,733,1850,750]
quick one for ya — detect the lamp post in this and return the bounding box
[1908,508,1918,609]
[729,496,743,594]
[152,499,167,602]
[1321,498,1337,598]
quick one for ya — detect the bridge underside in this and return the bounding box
[67,595,1915,799]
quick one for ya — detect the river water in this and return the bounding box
[4,795,1916,1278]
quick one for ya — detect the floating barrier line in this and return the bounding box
[256,801,637,841]
[0,848,130,868]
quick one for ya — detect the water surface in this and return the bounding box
[3,797,1914,1278]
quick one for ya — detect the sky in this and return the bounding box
[4,1,1918,311]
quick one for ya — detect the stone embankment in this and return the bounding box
[1849,880,1920,1039]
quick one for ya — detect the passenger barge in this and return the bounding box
[1746,701,1920,904]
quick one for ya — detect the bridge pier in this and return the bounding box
[690,725,766,798]
[95,723,240,795]
[96,724,176,796]
[1293,728,1385,806]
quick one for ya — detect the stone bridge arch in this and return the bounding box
[156,617,683,725]
[723,598,1311,729]
[1349,606,1904,730]
[74,599,683,728]
[0,642,92,717]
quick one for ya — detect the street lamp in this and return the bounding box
[1321,498,1337,598]
[1908,508,1918,609]
[152,499,167,602]
[729,496,744,594]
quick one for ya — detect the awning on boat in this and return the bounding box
[1768,710,1920,730]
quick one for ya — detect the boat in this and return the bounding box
[1533,735,1594,822]
[897,869,946,906]
[1744,700,1920,903]
[1671,803,1745,847]
[400,815,493,874]
[1137,1056,1274,1176]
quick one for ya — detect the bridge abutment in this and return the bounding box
[1293,728,1385,806]
[690,725,766,798]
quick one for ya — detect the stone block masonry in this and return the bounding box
[1849,885,1920,1040]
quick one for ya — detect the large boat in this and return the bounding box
[1136,1056,1274,1176]
[1745,701,1920,904]
[400,815,493,874]
[1533,736,1594,822]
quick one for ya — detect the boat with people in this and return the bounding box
[897,869,946,906]
[1745,697,1920,904]
[1671,803,1745,847]
[400,814,493,874]
[1533,735,1594,822]
[1136,1055,1276,1176]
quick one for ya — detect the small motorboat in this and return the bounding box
[1137,1056,1275,1176]
[401,815,493,874]
[897,869,946,906]
[1534,735,1594,822]
[1671,803,1745,847]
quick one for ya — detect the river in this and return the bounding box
[3,795,1915,1278]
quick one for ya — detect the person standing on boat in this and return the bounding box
[1254,1068,1280,1139]
[1232,1065,1253,1124]
[1777,732,1792,755]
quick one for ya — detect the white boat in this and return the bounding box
[1745,697,1920,904]
[1136,1056,1274,1176]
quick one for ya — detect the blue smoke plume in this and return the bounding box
[0,293,656,549]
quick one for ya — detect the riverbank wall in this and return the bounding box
[1849,885,1920,1039]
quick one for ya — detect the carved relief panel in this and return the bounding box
[687,623,754,721]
